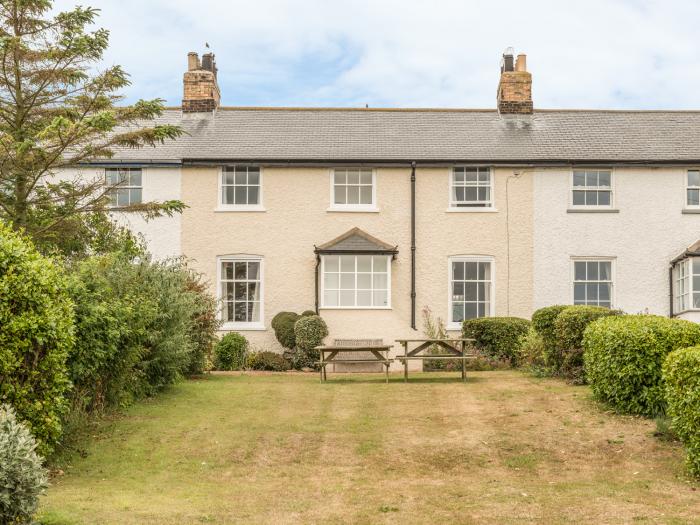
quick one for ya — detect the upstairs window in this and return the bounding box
[106,167,142,207]
[572,169,612,207]
[573,259,613,307]
[330,168,376,210]
[221,166,261,208]
[687,170,700,207]
[450,167,493,208]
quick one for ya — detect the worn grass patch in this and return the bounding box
[38,371,700,524]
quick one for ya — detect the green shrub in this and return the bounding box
[214,333,248,371]
[272,312,300,349]
[291,315,328,370]
[553,305,622,382]
[462,317,530,365]
[531,305,569,368]
[301,310,317,317]
[519,327,546,370]
[183,274,221,375]
[246,351,291,371]
[663,346,700,477]
[584,315,700,416]
[0,404,48,524]
[0,223,74,454]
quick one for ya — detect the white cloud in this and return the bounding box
[53,0,700,109]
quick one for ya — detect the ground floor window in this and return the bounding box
[321,254,390,308]
[219,256,263,328]
[449,256,493,328]
[673,257,700,313]
[572,259,613,307]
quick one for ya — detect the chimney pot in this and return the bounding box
[497,49,532,115]
[187,52,199,71]
[515,54,527,72]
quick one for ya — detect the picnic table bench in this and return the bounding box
[395,338,476,382]
[315,339,393,383]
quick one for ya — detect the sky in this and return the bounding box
[53,0,700,110]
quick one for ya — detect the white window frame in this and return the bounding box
[686,169,700,209]
[216,166,265,212]
[105,167,143,207]
[319,254,392,309]
[328,168,378,212]
[570,257,615,308]
[448,166,496,211]
[673,257,700,314]
[570,168,614,209]
[217,255,265,330]
[447,255,495,331]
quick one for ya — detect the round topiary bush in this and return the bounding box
[214,332,248,371]
[663,346,700,477]
[462,317,530,365]
[291,315,329,370]
[272,312,300,349]
[301,310,317,317]
[246,351,291,371]
[0,404,48,525]
[531,305,569,368]
[0,222,74,454]
[584,315,700,416]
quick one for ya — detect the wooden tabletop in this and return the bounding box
[395,338,474,343]
[314,345,393,351]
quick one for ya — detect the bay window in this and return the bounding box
[321,254,390,308]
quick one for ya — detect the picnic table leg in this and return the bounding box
[403,341,408,383]
[385,362,389,383]
[461,341,467,382]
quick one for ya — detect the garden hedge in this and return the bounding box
[0,223,74,454]
[663,346,700,477]
[463,317,530,365]
[531,305,569,368]
[214,333,248,371]
[272,312,300,349]
[583,315,700,416]
[246,351,291,371]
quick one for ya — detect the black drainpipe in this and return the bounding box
[669,265,674,318]
[410,161,417,330]
[314,252,321,314]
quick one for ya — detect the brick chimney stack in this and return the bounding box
[182,51,221,113]
[497,48,532,115]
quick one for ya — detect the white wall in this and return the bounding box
[533,167,700,316]
[50,166,182,260]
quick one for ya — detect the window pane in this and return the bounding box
[598,191,611,206]
[340,274,354,289]
[234,302,247,322]
[599,262,611,280]
[454,187,465,202]
[373,290,388,307]
[373,256,388,272]
[357,256,372,272]
[234,170,246,185]
[249,302,260,322]
[225,302,234,322]
[452,261,464,280]
[360,170,372,185]
[585,191,598,206]
[587,283,599,301]
[324,290,338,307]
[598,171,611,187]
[340,256,355,272]
[247,186,259,204]
[248,169,260,185]
[688,170,700,187]
[357,290,372,306]
[347,186,360,204]
[247,262,260,279]
[324,256,339,272]
[573,172,586,186]
[464,282,477,301]
[248,283,259,301]
[334,170,346,184]
[452,303,464,323]
[223,171,235,185]
[222,282,234,300]
[574,283,586,302]
[453,169,465,183]
[574,262,587,281]
[465,262,478,280]
[347,170,360,185]
[478,262,491,280]
[477,187,489,201]
[235,282,246,300]
[234,187,247,205]
[585,171,598,187]
[373,273,388,290]
[464,170,477,183]
[465,187,478,201]
[234,262,247,279]
[452,282,464,301]
[130,188,142,204]
[478,170,490,183]
[224,186,234,204]
[477,303,487,317]
[357,273,371,289]
[324,273,339,289]
[587,261,599,280]
[572,191,585,205]
[694,293,700,309]
[222,262,234,280]
[464,303,478,319]
[688,189,700,206]
[360,186,372,204]
[599,283,611,301]
[339,291,354,306]
[693,276,700,293]
[334,186,345,204]
[693,258,700,275]
[117,188,129,207]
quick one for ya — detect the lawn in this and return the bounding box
[40,371,699,524]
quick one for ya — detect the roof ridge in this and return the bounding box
[161,106,700,114]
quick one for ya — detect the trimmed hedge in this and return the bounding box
[0,223,74,455]
[272,312,300,349]
[663,346,700,477]
[463,317,530,365]
[553,305,623,382]
[214,333,248,371]
[531,305,569,368]
[584,315,700,416]
[291,315,328,370]
[247,351,291,371]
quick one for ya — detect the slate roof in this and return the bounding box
[315,228,398,254]
[109,107,700,164]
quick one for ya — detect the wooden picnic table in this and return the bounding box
[394,338,476,382]
[315,345,393,383]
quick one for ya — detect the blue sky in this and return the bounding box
[54,0,700,109]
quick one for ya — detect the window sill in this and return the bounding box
[221,322,266,331]
[682,208,700,214]
[215,206,266,213]
[446,207,498,213]
[567,208,619,214]
[319,306,392,310]
[327,206,380,213]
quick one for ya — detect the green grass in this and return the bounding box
[39,371,699,524]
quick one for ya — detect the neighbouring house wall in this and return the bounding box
[533,167,699,316]
[180,166,534,363]
[50,166,182,260]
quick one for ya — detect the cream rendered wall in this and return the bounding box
[50,166,182,260]
[181,166,533,364]
[533,167,700,316]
